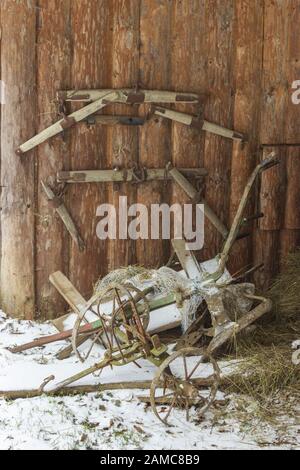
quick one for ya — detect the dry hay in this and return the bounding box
[268,249,300,320]
[224,319,300,420]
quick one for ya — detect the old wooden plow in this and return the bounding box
[6,155,277,425]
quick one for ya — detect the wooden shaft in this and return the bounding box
[154,107,245,141]
[168,165,199,200]
[57,168,207,184]
[8,320,102,354]
[58,89,200,104]
[219,155,279,272]
[41,182,85,251]
[168,164,228,239]
[16,91,120,154]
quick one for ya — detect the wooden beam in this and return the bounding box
[0,0,36,319]
[154,107,246,141]
[57,168,207,183]
[16,91,121,155]
[58,89,200,104]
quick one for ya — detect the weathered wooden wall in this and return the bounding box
[0,0,299,319]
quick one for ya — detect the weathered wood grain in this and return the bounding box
[261,0,290,145]
[36,0,72,318]
[170,0,209,261]
[259,147,286,231]
[202,1,235,261]
[136,0,173,268]
[0,0,36,318]
[68,0,113,298]
[229,0,264,274]
[106,0,140,271]
[284,147,300,230]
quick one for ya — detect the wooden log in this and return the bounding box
[0,0,36,319]
[68,0,113,297]
[153,107,245,141]
[41,182,85,251]
[58,89,200,104]
[35,0,72,319]
[57,168,207,183]
[228,0,264,275]
[136,0,173,268]
[106,0,140,271]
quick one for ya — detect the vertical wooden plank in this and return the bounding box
[202,0,235,261]
[259,147,286,231]
[107,0,140,271]
[136,0,172,267]
[0,1,36,318]
[36,0,71,319]
[254,0,288,289]
[228,0,264,274]
[284,0,300,144]
[280,229,300,269]
[284,147,300,230]
[68,0,112,297]
[260,0,289,145]
[171,0,209,261]
[253,229,280,290]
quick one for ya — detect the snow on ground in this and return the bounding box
[0,311,299,450]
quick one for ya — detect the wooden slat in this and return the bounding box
[136,0,173,268]
[106,0,140,271]
[228,0,264,274]
[171,239,203,279]
[68,0,113,298]
[49,271,86,314]
[36,0,72,319]
[0,0,36,319]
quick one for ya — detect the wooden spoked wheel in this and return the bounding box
[150,347,220,425]
[71,283,150,362]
